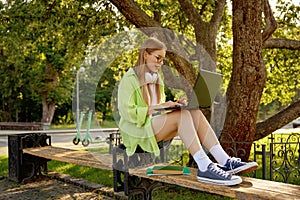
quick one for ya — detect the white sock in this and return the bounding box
[209,144,230,165]
[193,149,213,172]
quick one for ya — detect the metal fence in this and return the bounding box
[163,132,300,184]
[254,132,300,184]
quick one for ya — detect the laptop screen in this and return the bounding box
[188,69,222,108]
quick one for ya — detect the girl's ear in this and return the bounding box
[143,51,148,60]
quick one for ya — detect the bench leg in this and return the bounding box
[112,145,165,199]
[127,175,164,200]
[8,133,51,183]
[113,160,125,192]
[21,154,50,183]
[113,145,124,192]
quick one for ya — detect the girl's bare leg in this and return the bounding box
[152,109,257,176]
[151,110,202,155]
[151,109,249,176]
[151,110,217,172]
[189,109,231,165]
[189,109,219,150]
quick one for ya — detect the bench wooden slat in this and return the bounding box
[130,166,300,200]
[23,146,112,171]
[240,176,300,197]
[22,146,300,200]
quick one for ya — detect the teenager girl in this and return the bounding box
[117,37,258,186]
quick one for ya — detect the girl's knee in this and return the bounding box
[191,109,203,115]
[171,110,193,122]
[181,110,194,119]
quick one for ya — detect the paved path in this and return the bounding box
[0,174,120,200]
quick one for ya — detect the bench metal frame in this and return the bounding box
[8,133,51,183]
[112,136,167,200]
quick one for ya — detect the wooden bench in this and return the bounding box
[18,146,300,200]
[6,129,118,183]
[111,142,300,200]
[23,146,112,171]
[7,130,300,200]
[131,166,300,200]
[0,122,50,130]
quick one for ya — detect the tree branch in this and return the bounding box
[178,0,226,34]
[109,0,160,27]
[261,0,277,42]
[178,0,226,62]
[199,2,208,16]
[263,38,300,50]
[255,98,300,140]
[177,0,203,27]
[108,0,196,88]
[210,0,227,28]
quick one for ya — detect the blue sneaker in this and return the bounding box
[197,163,242,186]
[219,157,258,175]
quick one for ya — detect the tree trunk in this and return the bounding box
[220,0,267,161]
[8,97,13,121]
[40,57,58,124]
[41,95,55,123]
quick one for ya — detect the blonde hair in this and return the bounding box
[134,37,167,105]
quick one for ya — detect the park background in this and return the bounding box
[0,0,299,166]
[0,1,300,199]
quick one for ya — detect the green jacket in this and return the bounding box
[117,68,165,156]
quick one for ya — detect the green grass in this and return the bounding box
[0,156,8,176]
[47,160,114,187]
[50,120,118,130]
[50,123,76,130]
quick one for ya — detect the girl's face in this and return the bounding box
[144,49,166,73]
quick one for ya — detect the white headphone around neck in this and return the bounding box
[145,72,158,84]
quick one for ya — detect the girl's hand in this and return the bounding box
[161,100,182,108]
[176,97,188,106]
[148,101,181,115]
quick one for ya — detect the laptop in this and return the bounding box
[155,68,222,111]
